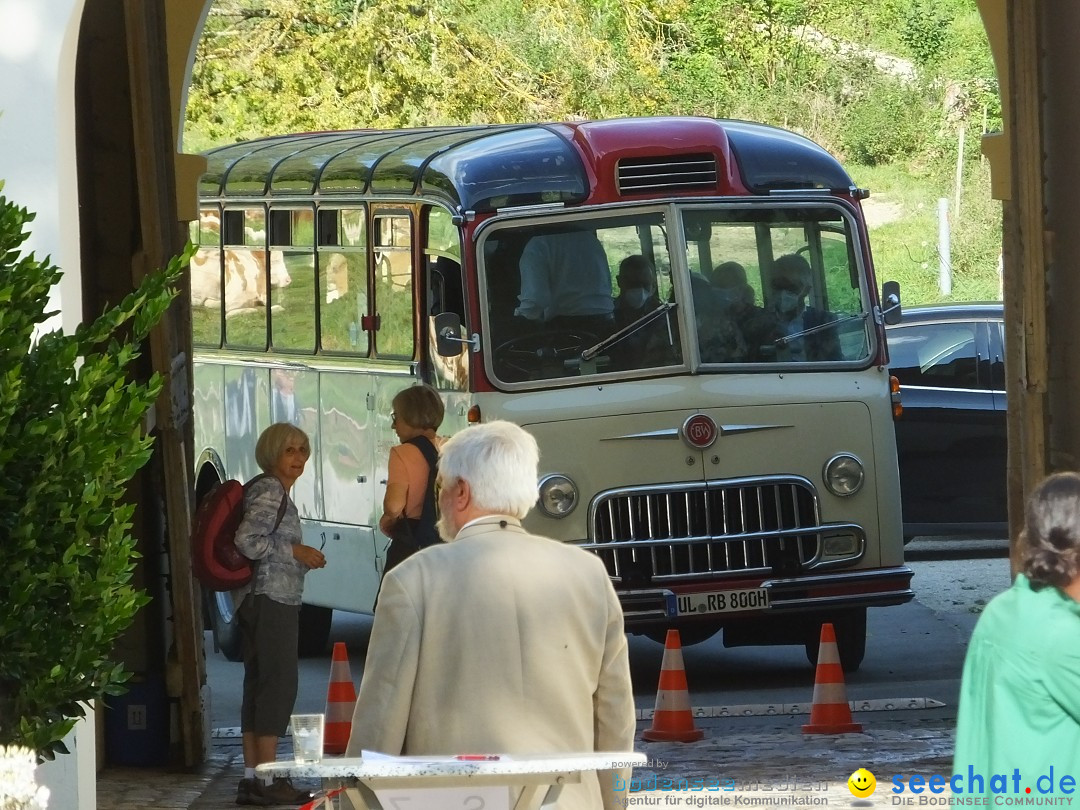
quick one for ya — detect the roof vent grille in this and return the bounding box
[616,153,718,195]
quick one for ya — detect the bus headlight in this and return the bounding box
[823,454,864,497]
[538,474,578,518]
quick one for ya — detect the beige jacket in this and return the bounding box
[345,516,636,810]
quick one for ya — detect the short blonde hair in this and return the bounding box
[255,422,311,473]
[392,383,445,431]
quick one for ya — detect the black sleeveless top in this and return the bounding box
[402,435,440,548]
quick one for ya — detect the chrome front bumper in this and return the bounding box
[616,565,914,623]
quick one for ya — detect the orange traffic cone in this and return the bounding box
[641,629,705,742]
[323,642,357,754]
[802,623,862,734]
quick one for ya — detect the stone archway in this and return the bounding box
[56,0,1075,772]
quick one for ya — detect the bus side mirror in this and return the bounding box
[434,311,471,357]
[881,280,902,325]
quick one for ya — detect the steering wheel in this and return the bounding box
[492,330,600,381]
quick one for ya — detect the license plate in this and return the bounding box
[674,588,770,616]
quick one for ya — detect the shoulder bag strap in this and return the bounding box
[246,472,290,533]
[405,436,440,533]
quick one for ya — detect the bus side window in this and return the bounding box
[191,207,223,347]
[426,254,467,392]
[270,208,316,353]
[372,210,414,359]
[424,206,466,390]
[223,207,270,349]
[319,208,369,355]
[428,255,464,318]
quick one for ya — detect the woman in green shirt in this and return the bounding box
[954,472,1080,797]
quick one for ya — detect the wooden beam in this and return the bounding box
[124,0,206,766]
[1042,2,1080,517]
[1004,0,1049,574]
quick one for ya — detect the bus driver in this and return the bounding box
[514,229,615,335]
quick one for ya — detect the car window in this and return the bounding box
[989,318,1006,392]
[889,321,980,389]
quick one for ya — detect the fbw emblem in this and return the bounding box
[681,414,718,449]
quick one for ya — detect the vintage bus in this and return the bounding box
[191,116,912,672]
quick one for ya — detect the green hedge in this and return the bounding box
[0,186,187,760]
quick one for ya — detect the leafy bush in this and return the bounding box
[0,188,186,760]
[841,77,933,166]
[900,0,954,67]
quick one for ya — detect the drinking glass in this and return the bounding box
[290,713,324,764]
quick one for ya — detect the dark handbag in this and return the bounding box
[384,518,420,573]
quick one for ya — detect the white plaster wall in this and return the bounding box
[37,706,96,810]
[0,0,86,336]
[1,1,93,807]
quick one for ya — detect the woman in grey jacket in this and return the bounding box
[234,422,326,806]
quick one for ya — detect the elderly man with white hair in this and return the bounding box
[346,420,636,810]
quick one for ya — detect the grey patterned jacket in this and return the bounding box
[234,475,308,606]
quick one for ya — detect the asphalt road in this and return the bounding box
[204,536,1012,732]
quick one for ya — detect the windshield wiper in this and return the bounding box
[774,311,868,348]
[581,302,677,362]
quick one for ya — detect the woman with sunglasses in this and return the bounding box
[379,383,446,577]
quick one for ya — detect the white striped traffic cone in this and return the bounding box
[323,642,357,754]
[802,623,862,734]
[641,629,705,742]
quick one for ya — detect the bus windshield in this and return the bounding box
[480,202,872,387]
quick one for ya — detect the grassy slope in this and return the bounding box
[855,159,1002,307]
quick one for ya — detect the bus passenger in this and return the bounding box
[514,229,614,335]
[707,260,774,362]
[692,269,748,363]
[379,383,446,578]
[710,260,755,313]
[609,255,671,370]
[613,254,661,327]
[759,253,840,362]
[234,423,324,807]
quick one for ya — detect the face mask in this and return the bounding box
[623,288,650,309]
[773,289,802,317]
[715,288,742,308]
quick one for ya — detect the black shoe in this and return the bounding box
[261,777,314,806]
[235,778,272,806]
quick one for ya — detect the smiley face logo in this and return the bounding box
[848,768,877,798]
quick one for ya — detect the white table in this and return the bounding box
[256,751,647,810]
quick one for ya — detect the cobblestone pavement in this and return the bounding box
[96,712,955,809]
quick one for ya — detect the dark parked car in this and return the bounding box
[886,303,1008,540]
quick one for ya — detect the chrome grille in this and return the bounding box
[616,153,718,194]
[585,478,821,583]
